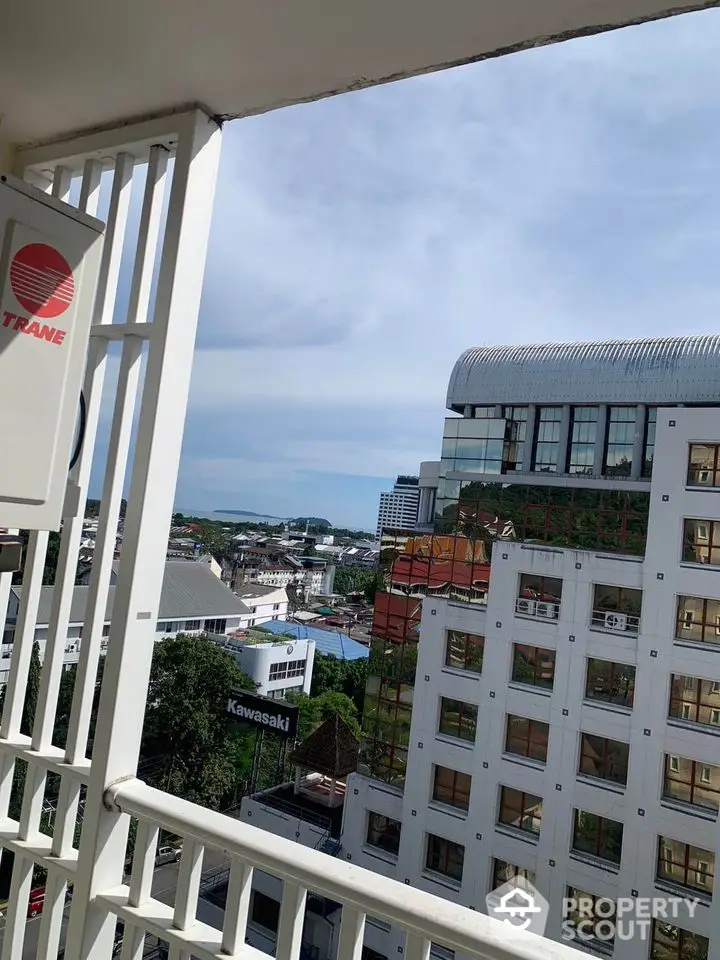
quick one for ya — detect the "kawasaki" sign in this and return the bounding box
[226,689,299,738]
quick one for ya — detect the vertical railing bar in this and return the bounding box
[337,906,366,960]
[129,819,159,905]
[35,869,68,960]
[78,158,103,215]
[126,144,169,325]
[0,527,18,703]
[0,850,33,960]
[119,819,159,960]
[276,881,307,960]
[51,777,82,858]
[173,838,203,931]
[65,149,154,767]
[0,530,48,742]
[221,858,254,955]
[405,934,432,960]
[51,165,73,202]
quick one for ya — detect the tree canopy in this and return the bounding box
[310,653,368,714]
[141,634,256,809]
[287,690,361,740]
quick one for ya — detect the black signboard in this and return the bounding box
[226,689,299,738]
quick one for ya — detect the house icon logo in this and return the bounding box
[485,875,549,939]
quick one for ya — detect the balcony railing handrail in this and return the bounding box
[107,777,577,960]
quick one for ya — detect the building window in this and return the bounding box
[564,888,615,951]
[532,406,563,473]
[511,644,556,691]
[425,833,465,883]
[498,786,543,835]
[445,629,484,673]
[205,618,227,633]
[102,624,111,637]
[669,674,720,728]
[516,573,562,619]
[687,443,720,488]
[156,622,168,633]
[676,596,720,645]
[185,620,201,631]
[584,658,635,708]
[491,859,535,890]
[251,892,280,933]
[432,765,471,812]
[578,734,630,786]
[604,406,635,476]
[504,715,549,763]
[571,810,623,865]
[643,407,657,478]
[438,697,477,742]
[657,837,715,894]
[502,406,528,472]
[590,584,642,634]
[441,416,505,474]
[567,406,598,475]
[662,754,720,812]
[366,813,401,857]
[682,519,720,566]
[273,603,280,611]
[650,921,708,960]
[268,659,306,682]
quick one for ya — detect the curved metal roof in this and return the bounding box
[447,335,720,408]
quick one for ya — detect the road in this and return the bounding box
[0,847,232,958]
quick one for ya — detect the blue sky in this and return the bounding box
[166,9,720,529]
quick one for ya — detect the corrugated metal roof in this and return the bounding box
[447,335,720,407]
[12,560,249,626]
[256,620,369,661]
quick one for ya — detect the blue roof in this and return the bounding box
[257,620,369,661]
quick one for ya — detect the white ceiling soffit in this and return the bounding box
[1,0,718,146]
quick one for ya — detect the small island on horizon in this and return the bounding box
[214,510,333,528]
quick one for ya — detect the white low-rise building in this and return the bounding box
[213,628,315,699]
[2,560,250,679]
[234,583,289,628]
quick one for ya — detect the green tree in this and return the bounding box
[287,691,360,740]
[310,653,368,714]
[141,634,256,809]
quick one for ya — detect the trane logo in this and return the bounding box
[227,698,290,732]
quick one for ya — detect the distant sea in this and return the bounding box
[175,508,288,525]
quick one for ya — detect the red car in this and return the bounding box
[28,887,45,918]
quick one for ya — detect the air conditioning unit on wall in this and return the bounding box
[516,598,536,616]
[604,611,628,631]
[536,601,557,620]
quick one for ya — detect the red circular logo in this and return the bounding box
[10,243,74,319]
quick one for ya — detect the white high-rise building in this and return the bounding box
[343,335,720,960]
[376,475,421,542]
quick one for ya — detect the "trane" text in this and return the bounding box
[2,311,66,346]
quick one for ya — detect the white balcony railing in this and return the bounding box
[102,777,577,960]
[589,609,640,635]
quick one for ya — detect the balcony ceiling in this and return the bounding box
[1,0,717,146]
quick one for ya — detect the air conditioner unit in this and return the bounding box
[536,601,557,620]
[516,598,536,616]
[604,612,628,632]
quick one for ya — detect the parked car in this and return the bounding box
[155,843,182,866]
[28,887,45,918]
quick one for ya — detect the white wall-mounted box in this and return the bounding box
[0,174,104,530]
